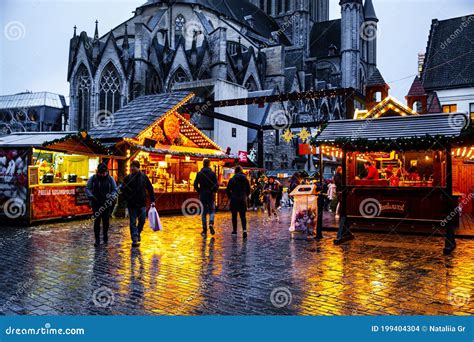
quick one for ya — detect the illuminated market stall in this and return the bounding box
[314,112,472,254]
[89,92,233,212]
[0,131,112,223]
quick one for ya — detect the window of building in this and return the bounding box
[232,127,237,137]
[442,104,457,113]
[470,103,474,121]
[99,63,122,116]
[285,0,291,12]
[175,14,186,47]
[76,64,91,129]
[266,0,273,15]
[277,0,283,14]
[275,129,280,146]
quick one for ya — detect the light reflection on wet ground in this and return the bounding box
[0,209,473,315]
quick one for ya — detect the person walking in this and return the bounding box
[264,176,280,221]
[194,158,218,236]
[121,160,155,247]
[226,166,251,238]
[86,162,118,247]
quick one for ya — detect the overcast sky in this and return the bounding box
[1,0,473,103]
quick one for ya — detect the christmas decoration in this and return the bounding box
[298,127,311,142]
[282,129,295,143]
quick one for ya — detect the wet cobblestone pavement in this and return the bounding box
[0,209,473,316]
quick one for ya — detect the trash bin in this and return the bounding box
[289,184,318,239]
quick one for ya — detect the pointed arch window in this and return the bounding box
[99,63,122,114]
[76,65,91,129]
[175,14,186,48]
[168,67,190,91]
[244,75,258,92]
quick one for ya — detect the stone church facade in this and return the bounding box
[67,0,380,170]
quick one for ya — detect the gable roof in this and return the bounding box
[354,96,418,119]
[88,92,193,140]
[422,15,474,90]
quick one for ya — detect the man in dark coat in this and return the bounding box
[121,160,155,247]
[194,158,218,235]
[226,166,251,238]
[86,163,118,247]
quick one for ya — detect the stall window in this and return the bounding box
[349,150,446,187]
[442,104,457,113]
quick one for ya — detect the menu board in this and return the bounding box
[28,166,39,186]
[75,186,90,206]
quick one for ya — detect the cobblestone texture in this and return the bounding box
[0,209,473,316]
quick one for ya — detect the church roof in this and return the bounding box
[406,76,426,97]
[366,68,387,87]
[309,19,341,58]
[140,0,290,45]
[422,15,474,91]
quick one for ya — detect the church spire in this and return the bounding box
[73,25,77,38]
[364,0,378,22]
[94,20,99,40]
[122,23,129,50]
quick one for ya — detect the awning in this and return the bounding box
[314,113,471,150]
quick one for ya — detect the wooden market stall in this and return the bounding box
[0,131,112,223]
[89,92,234,212]
[314,112,472,254]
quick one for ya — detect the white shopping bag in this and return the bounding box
[148,206,162,232]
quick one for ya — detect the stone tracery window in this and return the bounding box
[76,64,91,129]
[99,63,122,114]
[168,67,190,91]
[175,14,186,47]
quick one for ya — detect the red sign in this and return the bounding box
[238,151,248,163]
[298,144,316,155]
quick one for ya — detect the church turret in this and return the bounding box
[122,23,130,68]
[340,0,363,89]
[236,36,243,72]
[364,0,378,76]
[92,20,100,63]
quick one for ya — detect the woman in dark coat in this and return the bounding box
[226,166,251,238]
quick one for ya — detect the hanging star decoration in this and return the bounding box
[282,129,294,143]
[298,127,311,143]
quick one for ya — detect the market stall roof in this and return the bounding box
[89,92,193,140]
[315,113,469,143]
[0,131,111,156]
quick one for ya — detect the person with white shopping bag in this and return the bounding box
[148,205,162,232]
[121,160,156,247]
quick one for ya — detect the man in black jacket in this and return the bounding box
[121,160,155,247]
[86,163,118,247]
[226,166,251,238]
[194,158,218,235]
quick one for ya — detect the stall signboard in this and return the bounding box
[380,200,407,215]
[298,144,317,155]
[31,185,91,220]
[238,151,248,163]
[0,148,28,220]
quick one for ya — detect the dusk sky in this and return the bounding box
[1,0,473,103]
